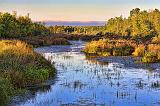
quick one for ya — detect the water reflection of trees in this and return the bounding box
[86,58,108,66]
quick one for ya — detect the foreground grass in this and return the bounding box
[84,39,160,63]
[0,40,56,105]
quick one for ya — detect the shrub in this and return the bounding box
[148,44,160,53]
[84,39,135,56]
[152,36,160,44]
[123,45,135,56]
[113,45,134,56]
[24,68,49,85]
[142,52,158,63]
[112,48,122,56]
[84,39,160,63]
[97,52,111,56]
[20,36,70,47]
[157,52,160,62]
[84,40,104,54]
[51,38,70,45]
[132,45,145,56]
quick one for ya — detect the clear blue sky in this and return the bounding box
[0,0,160,21]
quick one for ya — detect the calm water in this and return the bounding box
[13,41,160,106]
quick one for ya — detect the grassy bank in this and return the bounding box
[0,40,56,105]
[84,39,160,63]
[20,35,71,47]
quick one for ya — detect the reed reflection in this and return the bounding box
[16,41,160,106]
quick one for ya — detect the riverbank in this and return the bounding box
[84,39,160,63]
[0,40,56,105]
[86,56,160,71]
[1,35,71,48]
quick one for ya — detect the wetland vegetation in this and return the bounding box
[0,8,160,106]
[0,40,55,105]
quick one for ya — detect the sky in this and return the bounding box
[0,0,160,21]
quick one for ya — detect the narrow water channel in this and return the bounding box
[13,41,160,106]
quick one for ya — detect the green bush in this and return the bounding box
[24,68,49,85]
[36,55,55,77]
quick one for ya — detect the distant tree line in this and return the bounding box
[48,26,104,35]
[1,8,160,42]
[49,8,160,41]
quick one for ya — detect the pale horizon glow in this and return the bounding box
[0,0,160,21]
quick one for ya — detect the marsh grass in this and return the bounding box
[142,44,160,63]
[84,39,160,63]
[84,39,135,56]
[20,35,70,47]
[0,40,56,105]
[0,78,14,106]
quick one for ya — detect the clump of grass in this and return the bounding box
[0,40,56,104]
[84,39,135,56]
[24,67,49,85]
[141,44,160,63]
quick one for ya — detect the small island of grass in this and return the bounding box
[83,38,160,63]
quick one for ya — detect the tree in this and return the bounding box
[130,8,140,16]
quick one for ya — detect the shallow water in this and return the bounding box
[13,41,160,106]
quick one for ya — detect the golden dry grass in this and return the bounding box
[0,40,55,87]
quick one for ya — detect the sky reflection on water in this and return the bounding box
[14,41,160,106]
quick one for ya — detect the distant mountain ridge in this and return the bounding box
[44,21,105,26]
